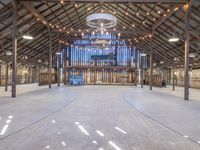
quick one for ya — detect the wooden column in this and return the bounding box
[173,67,175,91]
[115,43,118,66]
[5,63,8,91]
[184,3,191,100]
[135,48,138,85]
[48,30,52,89]
[0,64,1,86]
[63,46,67,85]
[57,42,61,86]
[149,36,153,90]
[12,0,17,97]
[141,56,144,88]
[184,28,190,100]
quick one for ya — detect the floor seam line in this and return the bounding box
[121,94,200,146]
[0,96,77,142]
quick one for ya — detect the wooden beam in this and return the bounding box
[152,5,181,31]
[22,2,50,28]
[149,36,153,91]
[64,65,136,70]
[49,29,52,89]
[12,0,17,98]
[184,0,192,100]
[19,0,188,4]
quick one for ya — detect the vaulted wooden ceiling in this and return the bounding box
[0,0,200,68]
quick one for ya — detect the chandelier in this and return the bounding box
[86,13,117,30]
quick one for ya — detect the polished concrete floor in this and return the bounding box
[0,84,200,150]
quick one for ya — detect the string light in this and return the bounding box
[174,7,179,11]
[146,12,149,15]
[136,12,139,16]
[132,24,135,27]
[126,12,128,15]
[60,0,64,4]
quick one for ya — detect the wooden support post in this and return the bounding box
[173,67,175,91]
[141,56,144,88]
[0,64,1,86]
[12,0,17,97]
[184,2,191,100]
[115,43,118,66]
[184,28,190,100]
[135,48,138,85]
[149,36,153,90]
[63,46,67,85]
[57,42,61,86]
[5,63,8,91]
[48,30,52,89]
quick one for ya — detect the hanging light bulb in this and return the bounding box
[157,10,161,14]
